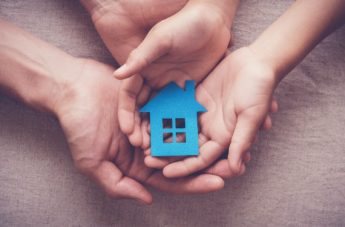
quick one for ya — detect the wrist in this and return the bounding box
[47,58,92,118]
[247,0,345,83]
[248,39,290,84]
[0,19,89,117]
[24,57,84,116]
[189,0,239,28]
[17,56,85,117]
[242,45,280,87]
[52,58,122,122]
[0,46,77,115]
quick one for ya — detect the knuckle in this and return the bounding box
[231,140,252,154]
[121,88,137,101]
[128,49,138,59]
[148,25,172,52]
[156,36,171,51]
[198,154,210,169]
[128,49,149,67]
[230,163,245,176]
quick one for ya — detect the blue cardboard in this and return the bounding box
[140,80,206,157]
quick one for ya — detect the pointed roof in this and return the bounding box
[140,80,206,115]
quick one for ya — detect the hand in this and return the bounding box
[81,0,236,146]
[145,47,278,178]
[54,59,225,204]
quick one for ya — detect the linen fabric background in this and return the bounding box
[1,0,345,226]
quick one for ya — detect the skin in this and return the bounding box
[145,0,345,178]
[0,19,226,204]
[80,0,239,147]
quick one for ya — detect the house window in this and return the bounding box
[176,133,186,143]
[162,118,187,143]
[163,133,173,143]
[162,118,172,128]
[176,118,185,128]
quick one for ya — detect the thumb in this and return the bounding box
[118,75,144,147]
[91,161,152,204]
[113,27,172,79]
[228,107,267,175]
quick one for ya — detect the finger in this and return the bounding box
[204,159,239,179]
[146,172,224,194]
[128,110,143,147]
[137,84,152,107]
[144,134,183,169]
[227,33,234,49]
[208,152,250,178]
[113,27,172,79]
[144,156,181,169]
[118,75,143,135]
[86,161,152,204]
[198,133,209,147]
[145,156,171,169]
[141,118,151,150]
[243,152,251,163]
[262,115,272,130]
[228,110,265,175]
[270,99,278,113]
[163,141,225,178]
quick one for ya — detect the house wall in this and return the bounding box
[150,112,199,156]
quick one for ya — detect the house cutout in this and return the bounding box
[140,80,206,157]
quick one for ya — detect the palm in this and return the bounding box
[56,59,224,203]
[141,6,230,88]
[90,0,187,64]
[199,47,275,147]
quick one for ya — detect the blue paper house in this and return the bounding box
[140,80,206,157]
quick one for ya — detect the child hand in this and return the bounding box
[144,0,345,178]
[145,47,278,178]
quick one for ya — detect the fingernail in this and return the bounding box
[208,176,225,190]
[114,64,128,77]
[237,158,243,168]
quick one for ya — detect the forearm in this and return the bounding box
[249,0,345,82]
[0,19,81,113]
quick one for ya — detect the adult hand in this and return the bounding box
[80,0,237,147]
[0,17,226,205]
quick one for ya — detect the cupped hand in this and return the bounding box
[54,59,224,204]
[145,47,278,178]
[82,0,233,146]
